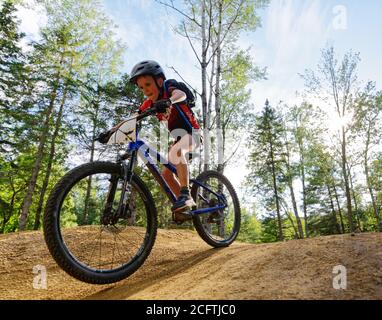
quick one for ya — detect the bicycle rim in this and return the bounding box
[56,169,153,275]
[191,171,240,246]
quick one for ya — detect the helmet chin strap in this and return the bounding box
[154,77,164,99]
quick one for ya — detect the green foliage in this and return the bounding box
[246,101,286,239]
[1,1,381,243]
[0,0,32,159]
[236,207,262,243]
[259,216,278,243]
[308,213,340,236]
[221,48,266,132]
[247,102,285,194]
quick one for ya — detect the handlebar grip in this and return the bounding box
[153,99,172,113]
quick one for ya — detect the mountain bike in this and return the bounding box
[43,103,241,284]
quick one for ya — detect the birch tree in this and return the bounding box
[157,0,268,172]
[302,47,360,233]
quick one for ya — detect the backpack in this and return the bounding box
[163,79,196,108]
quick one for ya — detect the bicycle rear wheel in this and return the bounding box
[43,161,157,284]
[191,170,241,247]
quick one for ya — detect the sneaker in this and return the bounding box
[171,193,196,214]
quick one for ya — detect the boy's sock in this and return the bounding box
[172,186,196,214]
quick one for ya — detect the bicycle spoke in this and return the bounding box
[115,228,142,251]
[98,228,102,270]
[84,228,104,267]
[111,234,116,270]
[193,174,238,244]
[58,171,152,273]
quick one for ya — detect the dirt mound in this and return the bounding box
[0,228,381,300]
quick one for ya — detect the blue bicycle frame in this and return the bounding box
[124,118,227,217]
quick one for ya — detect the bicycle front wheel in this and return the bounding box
[191,170,241,247]
[43,161,157,284]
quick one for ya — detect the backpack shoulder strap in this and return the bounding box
[163,79,168,98]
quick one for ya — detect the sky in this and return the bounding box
[98,0,382,106]
[13,0,382,208]
[97,1,382,199]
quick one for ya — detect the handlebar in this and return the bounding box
[136,99,172,121]
[136,106,157,121]
[95,101,172,143]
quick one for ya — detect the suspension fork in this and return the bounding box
[116,149,137,218]
[101,173,119,224]
[101,150,137,224]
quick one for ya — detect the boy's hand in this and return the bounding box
[153,99,172,113]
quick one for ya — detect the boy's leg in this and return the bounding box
[168,134,196,214]
[168,134,195,186]
[161,167,181,198]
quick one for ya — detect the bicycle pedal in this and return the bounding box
[170,211,193,225]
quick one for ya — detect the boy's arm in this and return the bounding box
[169,89,187,104]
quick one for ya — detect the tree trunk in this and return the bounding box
[18,56,64,231]
[286,211,299,239]
[333,184,345,233]
[327,185,342,234]
[288,182,304,239]
[83,99,99,225]
[33,84,69,230]
[207,43,215,125]
[2,174,22,233]
[285,141,304,239]
[364,126,382,231]
[201,0,210,172]
[204,39,215,175]
[1,196,13,233]
[215,1,224,174]
[341,127,354,233]
[298,138,309,237]
[347,163,362,232]
[270,141,283,241]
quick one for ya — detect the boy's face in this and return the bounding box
[136,75,163,101]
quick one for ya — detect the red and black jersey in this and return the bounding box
[138,79,200,135]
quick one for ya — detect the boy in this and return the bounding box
[129,60,201,222]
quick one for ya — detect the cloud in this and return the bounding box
[15,1,47,38]
[103,0,201,91]
[248,0,337,110]
[266,0,331,69]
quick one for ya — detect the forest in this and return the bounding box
[1,0,381,243]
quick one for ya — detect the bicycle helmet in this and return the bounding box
[129,60,166,84]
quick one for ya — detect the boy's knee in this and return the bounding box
[169,151,186,165]
[168,148,180,164]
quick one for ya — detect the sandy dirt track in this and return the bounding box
[0,228,381,300]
